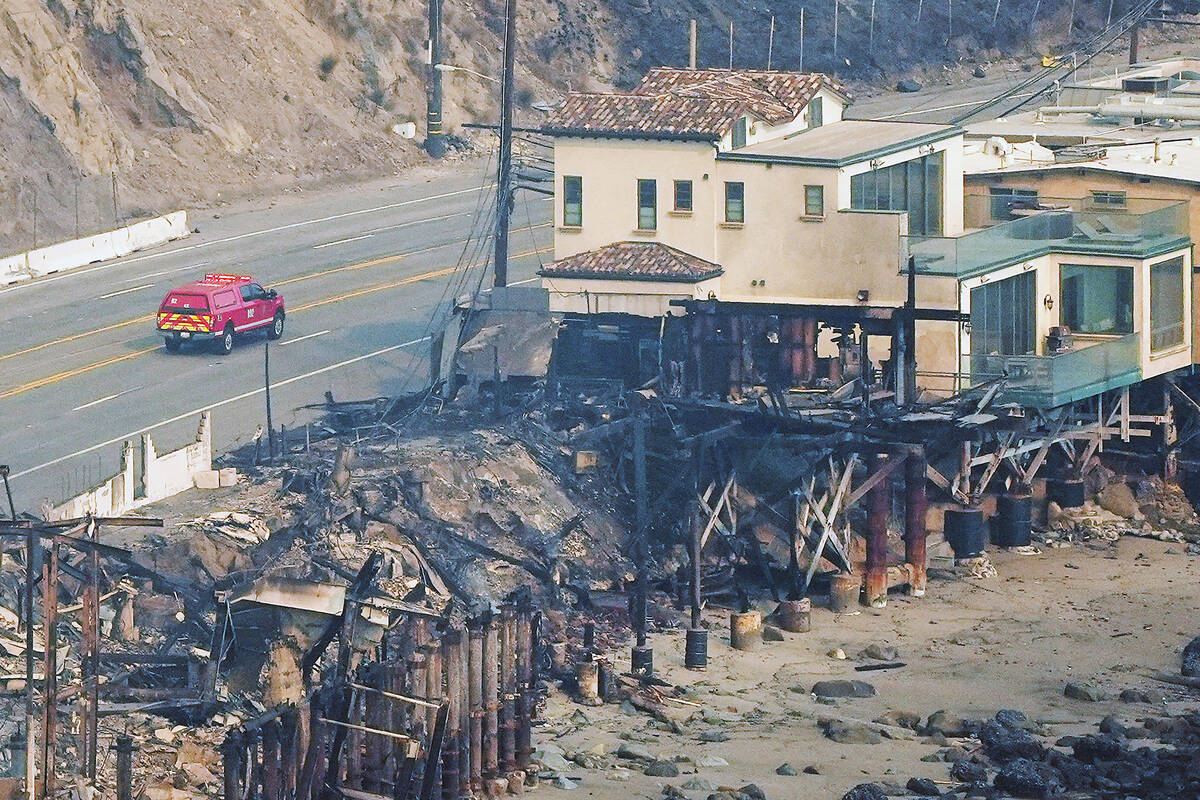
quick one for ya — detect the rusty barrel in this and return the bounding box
[729,610,762,651]
[829,573,860,612]
[777,599,812,633]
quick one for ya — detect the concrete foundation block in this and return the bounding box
[193,470,221,490]
[218,467,239,487]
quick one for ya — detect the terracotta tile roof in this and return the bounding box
[540,242,723,283]
[546,68,844,139]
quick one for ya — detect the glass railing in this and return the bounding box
[969,333,1141,408]
[908,198,1189,278]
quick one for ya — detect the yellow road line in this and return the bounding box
[0,247,552,401]
[0,223,552,365]
[0,346,161,401]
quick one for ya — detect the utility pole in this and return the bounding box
[425,0,446,157]
[1129,19,1140,65]
[833,0,839,66]
[799,7,805,71]
[493,0,516,288]
[264,341,275,462]
[728,21,733,69]
[689,19,698,68]
[767,16,776,70]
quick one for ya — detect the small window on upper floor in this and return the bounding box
[637,178,657,231]
[808,96,823,129]
[732,117,748,149]
[1091,190,1127,208]
[725,181,745,224]
[674,180,694,212]
[563,175,583,226]
[804,185,825,217]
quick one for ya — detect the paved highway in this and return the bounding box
[0,160,552,513]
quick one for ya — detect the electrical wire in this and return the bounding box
[952,0,1161,124]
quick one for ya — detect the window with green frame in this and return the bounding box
[804,185,824,217]
[1060,264,1134,336]
[849,151,943,236]
[562,175,582,226]
[732,117,748,149]
[1150,256,1186,351]
[725,181,745,223]
[637,179,657,230]
[674,179,693,212]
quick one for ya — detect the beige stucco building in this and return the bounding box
[540,68,1193,406]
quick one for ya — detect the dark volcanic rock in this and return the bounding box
[1183,635,1200,677]
[1072,733,1127,764]
[978,720,1045,761]
[906,776,941,796]
[949,760,988,783]
[993,758,1064,799]
[842,784,887,800]
[994,709,1032,731]
[811,679,877,699]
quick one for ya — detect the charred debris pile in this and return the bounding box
[5,374,1200,798]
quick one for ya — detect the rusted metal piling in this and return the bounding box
[904,452,929,596]
[864,456,890,608]
[468,624,484,793]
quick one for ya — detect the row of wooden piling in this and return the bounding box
[222,605,539,800]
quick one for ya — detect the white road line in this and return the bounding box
[72,388,137,411]
[139,262,211,280]
[0,185,492,296]
[314,234,375,250]
[362,211,470,235]
[99,283,154,299]
[194,186,491,249]
[9,336,431,482]
[279,330,330,346]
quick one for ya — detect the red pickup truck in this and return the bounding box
[157,274,285,354]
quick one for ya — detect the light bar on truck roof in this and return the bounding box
[203,273,252,284]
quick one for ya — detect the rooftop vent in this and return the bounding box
[1122,76,1174,94]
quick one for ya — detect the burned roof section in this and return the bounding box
[540,241,724,282]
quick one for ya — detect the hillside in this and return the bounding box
[0,0,1185,251]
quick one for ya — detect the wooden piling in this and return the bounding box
[262,719,282,800]
[515,607,534,769]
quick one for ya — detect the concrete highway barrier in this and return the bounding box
[1,210,189,285]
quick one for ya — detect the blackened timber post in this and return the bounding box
[222,730,243,800]
[684,443,708,670]
[117,735,136,800]
[632,408,653,678]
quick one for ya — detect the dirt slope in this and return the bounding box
[0,0,1175,251]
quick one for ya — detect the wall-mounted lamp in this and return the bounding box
[963,321,972,335]
[857,289,870,303]
[1043,293,1054,310]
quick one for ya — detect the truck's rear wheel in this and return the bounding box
[268,312,284,340]
[217,326,234,355]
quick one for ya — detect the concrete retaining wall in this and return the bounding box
[49,411,219,521]
[1,210,189,286]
